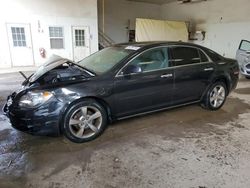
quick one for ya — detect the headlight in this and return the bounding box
[19,91,53,108]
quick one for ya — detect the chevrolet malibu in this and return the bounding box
[3,42,239,143]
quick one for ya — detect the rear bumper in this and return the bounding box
[3,97,63,137]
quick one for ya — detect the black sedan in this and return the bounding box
[3,42,239,143]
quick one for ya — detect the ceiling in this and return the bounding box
[127,0,176,5]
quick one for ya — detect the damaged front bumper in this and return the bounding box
[3,93,62,137]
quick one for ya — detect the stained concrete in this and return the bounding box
[0,73,250,188]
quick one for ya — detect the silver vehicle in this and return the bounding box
[236,40,250,79]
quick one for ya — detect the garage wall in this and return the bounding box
[98,0,162,43]
[161,0,250,58]
[0,0,98,68]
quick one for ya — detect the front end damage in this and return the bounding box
[3,55,94,136]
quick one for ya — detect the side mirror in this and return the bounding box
[122,64,142,75]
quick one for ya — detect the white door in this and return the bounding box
[7,23,34,67]
[72,26,90,62]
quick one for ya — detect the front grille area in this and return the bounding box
[246,64,250,69]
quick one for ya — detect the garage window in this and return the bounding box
[49,27,64,49]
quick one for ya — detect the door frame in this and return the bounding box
[6,23,35,67]
[71,25,91,61]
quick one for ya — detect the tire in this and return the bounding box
[62,99,108,143]
[201,82,227,111]
[245,76,250,79]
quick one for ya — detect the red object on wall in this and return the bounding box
[39,48,46,58]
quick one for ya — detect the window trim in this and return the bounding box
[49,26,65,49]
[115,45,212,78]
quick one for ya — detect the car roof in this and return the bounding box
[115,41,203,49]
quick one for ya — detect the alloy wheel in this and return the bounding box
[69,106,103,139]
[209,85,226,108]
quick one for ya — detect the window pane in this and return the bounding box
[13,41,18,47]
[11,27,15,34]
[130,47,169,72]
[240,40,250,51]
[11,27,26,47]
[171,47,200,66]
[49,27,63,38]
[50,38,64,49]
[22,41,26,47]
[75,29,85,47]
[17,34,21,40]
[199,50,209,62]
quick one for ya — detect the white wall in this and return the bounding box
[161,0,250,58]
[98,0,162,43]
[0,0,98,68]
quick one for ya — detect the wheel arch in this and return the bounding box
[212,76,231,95]
[58,96,113,134]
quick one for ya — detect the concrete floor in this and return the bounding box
[0,72,250,188]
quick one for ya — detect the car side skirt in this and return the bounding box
[117,100,201,121]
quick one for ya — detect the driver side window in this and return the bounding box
[129,47,170,73]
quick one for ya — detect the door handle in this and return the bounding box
[204,68,214,71]
[161,73,173,78]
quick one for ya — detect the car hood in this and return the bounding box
[29,55,72,83]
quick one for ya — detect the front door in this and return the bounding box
[72,26,90,62]
[114,47,174,117]
[236,40,250,75]
[7,23,34,67]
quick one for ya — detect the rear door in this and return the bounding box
[236,40,250,72]
[114,47,174,117]
[170,46,215,105]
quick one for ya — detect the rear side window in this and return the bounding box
[205,49,224,62]
[171,47,200,66]
[239,40,250,51]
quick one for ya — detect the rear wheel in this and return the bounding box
[63,99,108,143]
[201,82,227,111]
[245,76,250,79]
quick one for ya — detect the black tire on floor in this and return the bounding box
[245,76,250,79]
[201,82,228,111]
[62,99,108,143]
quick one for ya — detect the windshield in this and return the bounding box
[78,46,134,74]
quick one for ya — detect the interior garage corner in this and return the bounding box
[0,0,250,188]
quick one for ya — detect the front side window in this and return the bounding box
[129,47,170,72]
[171,47,200,66]
[49,27,64,49]
[239,40,250,51]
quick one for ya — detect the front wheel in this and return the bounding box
[62,99,108,143]
[201,82,227,111]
